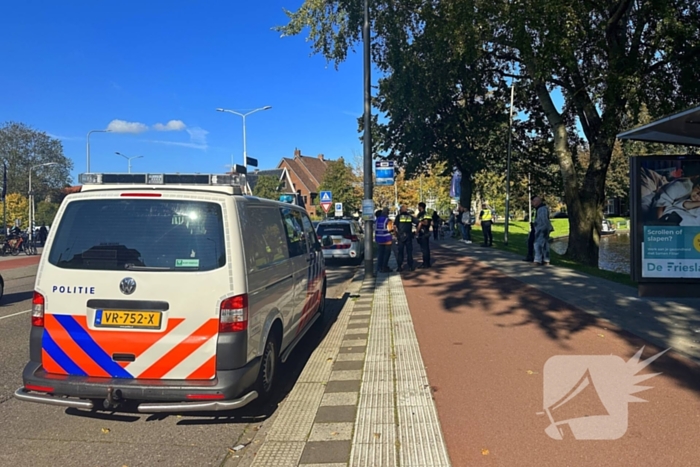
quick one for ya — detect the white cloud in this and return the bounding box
[144,140,208,150]
[46,133,83,141]
[153,120,186,132]
[106,119,149,134]
[186,127,208,146]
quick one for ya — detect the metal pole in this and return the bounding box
[28,170,32,244]
[504,81,515,245]
[528,171,532,221]
[86,131,92,173]
[242,115,248,170]
[363,0,373,277]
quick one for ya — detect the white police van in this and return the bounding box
[16,172,326,412]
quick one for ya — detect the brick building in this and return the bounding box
[277,149,330,211]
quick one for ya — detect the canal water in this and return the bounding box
[551,232,631,274]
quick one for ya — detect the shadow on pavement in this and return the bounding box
[401,245,700,395]
[1,291,33,306]
[64,295,348,424]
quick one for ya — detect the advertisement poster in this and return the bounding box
[638,157,700,278]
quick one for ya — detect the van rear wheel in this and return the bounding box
[255,334,279,404]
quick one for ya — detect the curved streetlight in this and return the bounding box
[115,152,144,173]
[216,106,272,170]
[29,162,59,244]
[86,129,111,173]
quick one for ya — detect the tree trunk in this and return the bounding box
[458,168,473,212]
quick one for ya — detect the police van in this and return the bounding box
[16,172,326,412]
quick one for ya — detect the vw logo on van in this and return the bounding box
[119,277,137,295]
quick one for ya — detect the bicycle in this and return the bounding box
[24,239,37,256]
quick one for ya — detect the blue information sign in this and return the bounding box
[375,161,395,186]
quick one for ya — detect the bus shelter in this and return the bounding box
[618,105,700,297]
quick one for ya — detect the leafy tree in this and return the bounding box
[279,0,700,267]
[0,193,30,230]
[252,175,283,200]
[318,158,361,216]
[0,122,73,202]
[35,201,60,227]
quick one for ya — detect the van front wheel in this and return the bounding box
[255,334,279,404]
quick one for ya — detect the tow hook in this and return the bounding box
[103,387,122,410]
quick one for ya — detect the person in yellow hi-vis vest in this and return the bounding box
[394,204,417,272]
[479,201,493,247]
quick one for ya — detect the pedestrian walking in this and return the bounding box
[479,202,493,247]
[431,211,441,240]
[532,196,553,266]
[457,205,472,243]
[416,202,432,268]
[39,225,48,245]
[523,220,536,262]
[394,204,416,271]
[375,209,393,273]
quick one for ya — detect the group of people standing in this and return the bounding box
[374,194,554,273]
[374,202,436,273]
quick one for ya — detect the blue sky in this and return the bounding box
[0,1,370,182]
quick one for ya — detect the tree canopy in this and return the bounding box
[318,158,361,216]
[252,175,284,200]
[279,0,700,267]
[0,122,73,202]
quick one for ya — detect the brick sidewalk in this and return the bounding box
[238,262,451,467]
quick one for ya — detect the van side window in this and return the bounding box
[281,208,308,258]
[301,214,320,251]
[240,206,289,271]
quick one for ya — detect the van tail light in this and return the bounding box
[32,292,45,327]
[219,294,248,332]
[185,393,225,400]
[25,384,54,393]
[344,235,359,242]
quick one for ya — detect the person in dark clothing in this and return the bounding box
[415,202,431,268]
[523,221,536,262]
[431,211,441,240]
[394,204,416,272]
[39,225,48,245]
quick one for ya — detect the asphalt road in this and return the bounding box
[0,258,359,467]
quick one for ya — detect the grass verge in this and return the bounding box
[464,220,636,288]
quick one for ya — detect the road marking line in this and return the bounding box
[0,309,32,321]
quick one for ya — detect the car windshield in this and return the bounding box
[317,223,351,237]
[48,199,226,272]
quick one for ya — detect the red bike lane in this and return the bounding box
[399,247,700,467]
[0,255,41,270]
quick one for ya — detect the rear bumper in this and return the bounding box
[17,357,261,412]
[322,248,361,259]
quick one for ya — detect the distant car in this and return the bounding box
[553,211,569,219]
[312,221,320,230]
[317,219,364,264]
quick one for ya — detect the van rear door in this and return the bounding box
[38,195,230,381]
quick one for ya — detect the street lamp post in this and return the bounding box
[29,162,59,245]
[86,129,111,173]
[504,81,515,245]
[216,106,272,170]
[362,0,374,277]
[115,152,143,173]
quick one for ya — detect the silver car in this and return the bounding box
[317,220,364,263]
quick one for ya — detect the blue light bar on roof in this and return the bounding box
[78,173,247,189]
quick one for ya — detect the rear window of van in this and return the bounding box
[317,223,351,237]
[48,199,226,271]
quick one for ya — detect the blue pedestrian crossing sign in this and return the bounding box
[320,191,332,203]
